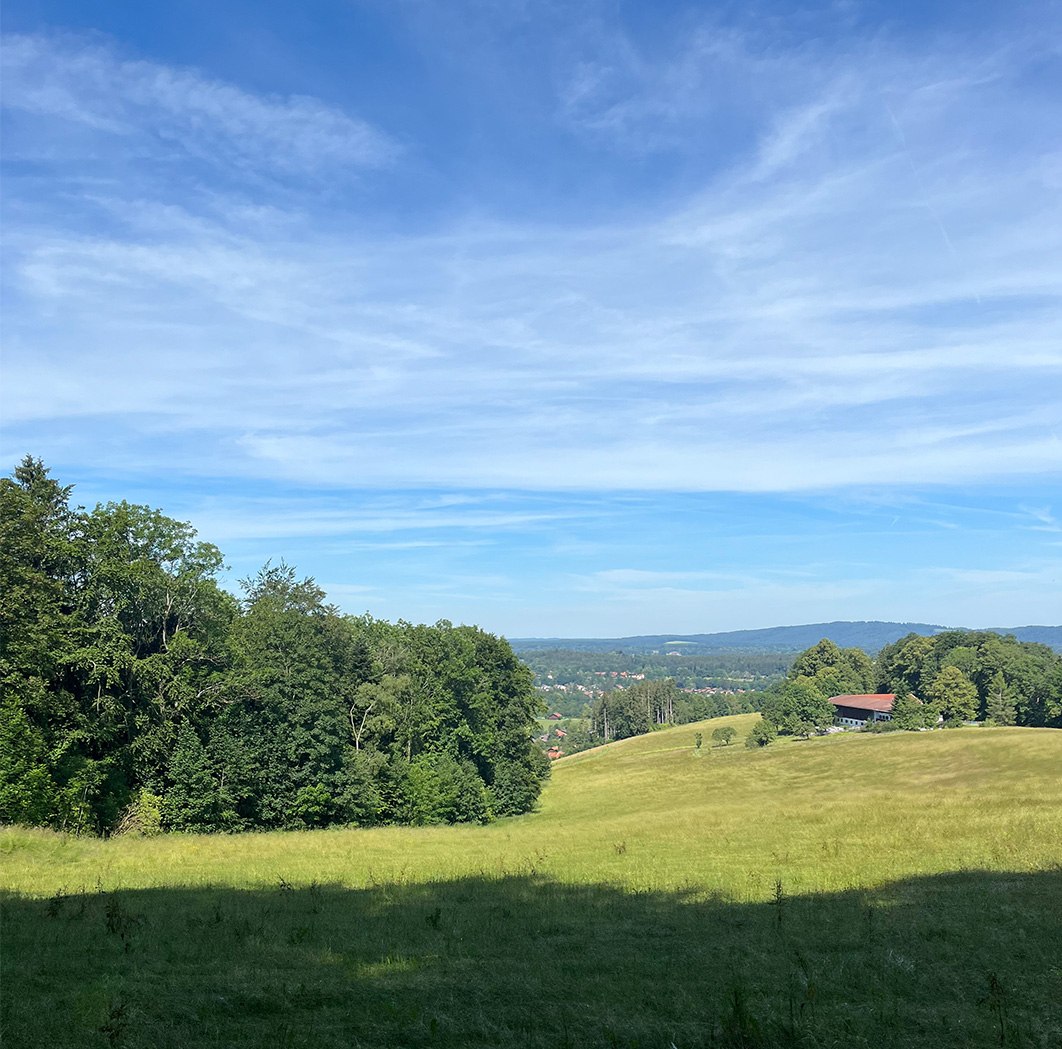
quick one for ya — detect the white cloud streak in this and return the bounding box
[2,24,1061,495]
[1,33,395,176]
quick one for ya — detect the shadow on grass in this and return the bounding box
[3,868,1061,1049]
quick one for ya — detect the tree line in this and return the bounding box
[573,631,1061,750]
[587,679,757,744]
[755,634,1062,738]
[0,458,548,835]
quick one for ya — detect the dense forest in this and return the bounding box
[0,458,548,835]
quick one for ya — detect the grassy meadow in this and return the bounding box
[4,716,1062,1047]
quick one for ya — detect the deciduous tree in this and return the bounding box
[926,666,978,725]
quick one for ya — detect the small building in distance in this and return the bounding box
[828,693,898,728]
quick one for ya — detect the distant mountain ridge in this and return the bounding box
[510,621,1062,655]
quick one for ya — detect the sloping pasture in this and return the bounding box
[4,719,1061,1047]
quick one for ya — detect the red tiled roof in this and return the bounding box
[828,693,896,713]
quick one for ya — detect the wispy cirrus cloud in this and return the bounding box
[2,9,1061,635]
[6,22,1061,486]
[1,32,396,178]
[556,23,774,153]
[1020,507,1062,533]
[187,502,582,543]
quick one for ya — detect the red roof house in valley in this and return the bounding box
[828,693,899,728]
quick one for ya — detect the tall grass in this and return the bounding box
[5,718,1059,900]
[4,718,1062,1047]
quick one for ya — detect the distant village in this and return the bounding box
[537,672,751,698]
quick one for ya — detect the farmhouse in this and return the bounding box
[828,693,898,728]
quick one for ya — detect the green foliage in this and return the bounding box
[768,631,1062,735]
[581,675,756,745]
[0,457,80,709]
[877,634,937,696]
[984,670,1017,726]
[589,686,650,741]
[163,727,221,832]
[0,461,548,835]
[862,717,902,733]
[790,638,875,695]
[115,789,163,837]
[755,637,881,736]
[0,703,58,825]
[890,686,930,731]
[877,631,1061,728]
[712,726,737,746]
[926,666,979,725]
[406,753,491,825]
[759,679,834,735]
[291,784,338,828]
[491,746,550,816]
[590,675,679,734]
[745,719,777,748]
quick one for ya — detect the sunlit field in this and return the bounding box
[5,718,1062,1047]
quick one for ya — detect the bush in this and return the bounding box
[162,728,221,832]
[745,720,777,748]
[863,719,901,733]
[291,783,335,828]
[407,753,491,825]
[114,790,163,837]
[0,706,57,826]
[491,750,548,817]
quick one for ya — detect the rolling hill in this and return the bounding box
[4,720,1061,1047]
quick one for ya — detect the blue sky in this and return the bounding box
[2,0,1060,636]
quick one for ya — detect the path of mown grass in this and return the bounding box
[4,719,1062,1047]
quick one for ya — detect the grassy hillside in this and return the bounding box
[4,720,1062,1047]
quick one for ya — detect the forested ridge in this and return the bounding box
[0,458,548,835]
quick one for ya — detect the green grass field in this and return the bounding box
[4,717,1062,1047]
